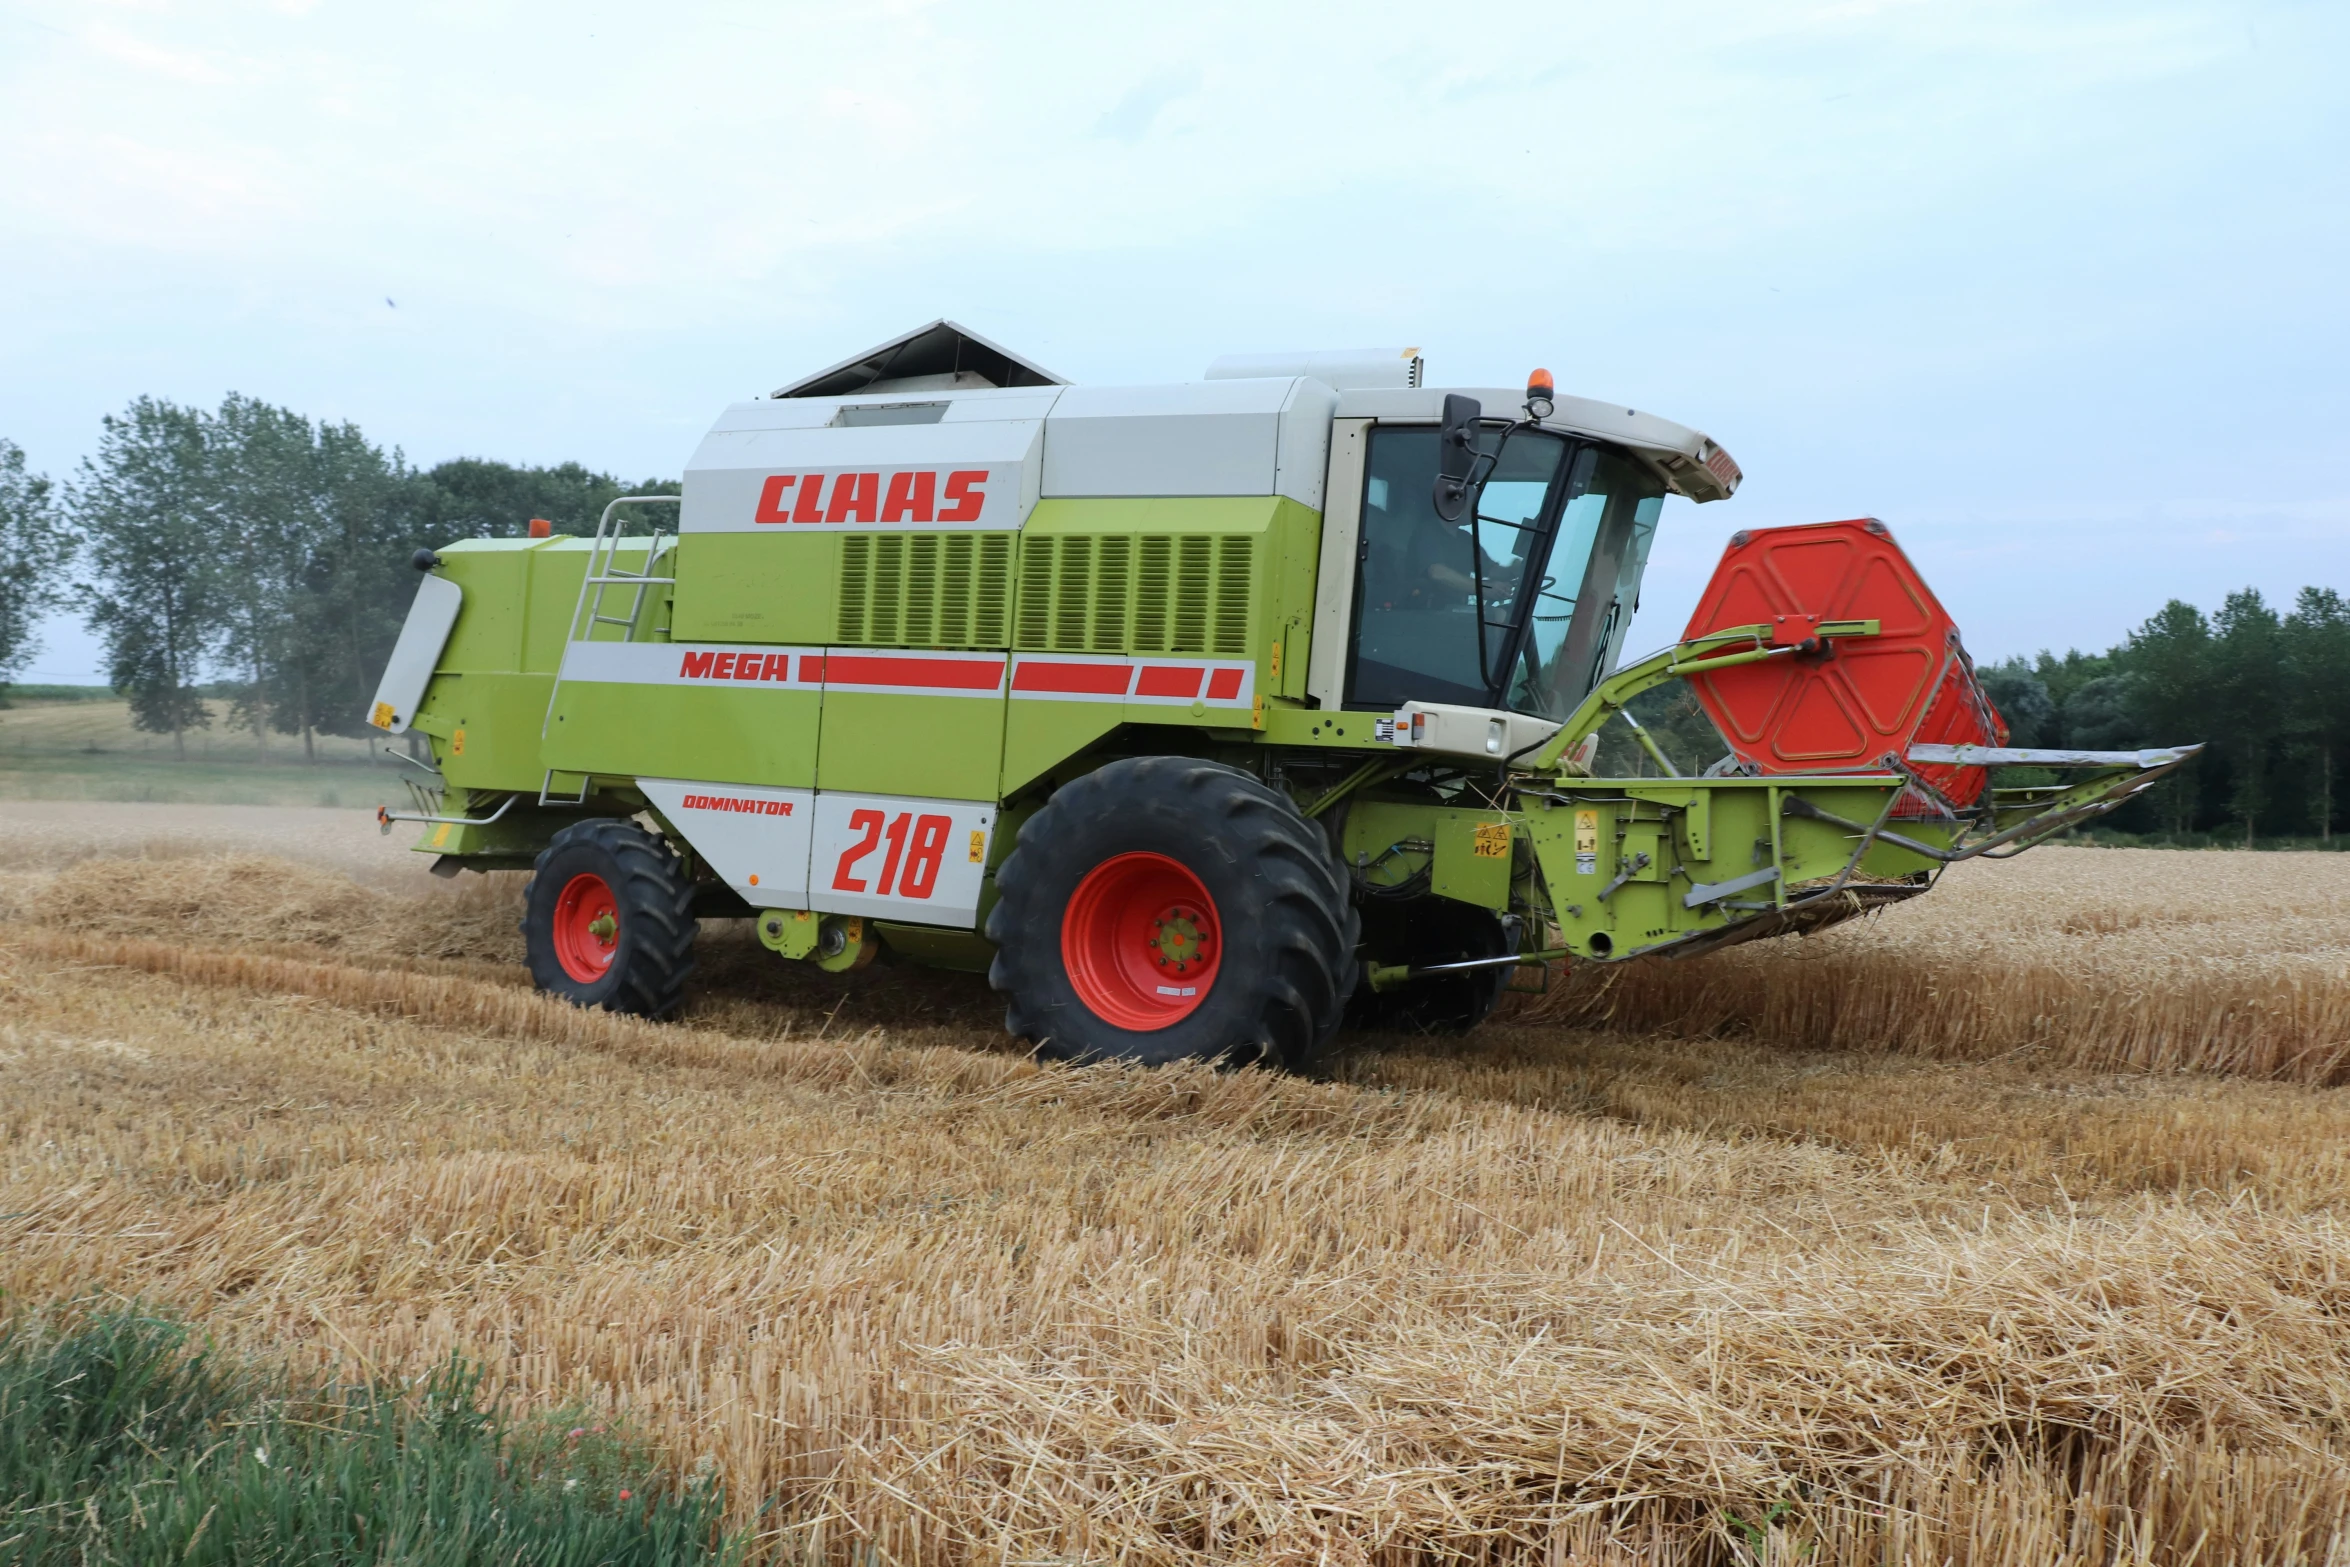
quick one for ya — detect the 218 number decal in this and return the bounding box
[832,809,953,899]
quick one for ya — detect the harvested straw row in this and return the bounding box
[1513,846,2350,1080]
[1522,942,2350,1079]
[0,926,1474,1144]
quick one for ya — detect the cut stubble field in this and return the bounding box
[5,811,2350,1564]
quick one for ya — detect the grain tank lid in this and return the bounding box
[773,320,1068,399]
[1204,347,1424,390]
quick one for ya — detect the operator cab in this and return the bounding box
[1301,373,1740,750]
[1350,421,1665,722]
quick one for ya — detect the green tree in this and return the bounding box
[2117,600,2212,834]
[421,458,677,539]
[69,399,225,757]
[1979,658,2055,747]
[2062,674,2138,750]
[208,393,322,754]
[2027,648,2114,744]
[2283,587,2350,843]
[2209,589,2284,845]
[268,426,430,747]
[0,438,75,699]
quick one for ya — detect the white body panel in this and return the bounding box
[368,573,463,733]
[1039,377,1337,510]
[704,385,1065,435]
[558,641,1012,702]
[682,414,1044,534]
[645,779,996,923]
[808,792,995,926]
[1387,701,1560,761]
[637,778,814,906]
[1306,418,1371,711]
[560,640,822,689]
[1206,348,1421,389]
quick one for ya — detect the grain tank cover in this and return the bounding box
[774,320,1067,399]
[1204,348,1424,389]
[683,389,1055,535]
[1040,378,1338,510]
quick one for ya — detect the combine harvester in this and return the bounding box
[372,322,2193,1067]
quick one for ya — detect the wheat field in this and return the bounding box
[6,839,2350,1563]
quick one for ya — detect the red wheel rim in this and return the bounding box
[552,872,621,984]
[1061,852,1221,1031]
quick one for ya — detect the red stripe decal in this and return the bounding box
[1135,666,1205,699]
[798,655,825,682]
[825,654,1005,691]
[1205,668,1244,701]
[1015,661,1133,696]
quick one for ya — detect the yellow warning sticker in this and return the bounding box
[451,728,466,756]
[1574,810,1599,854]
[369,701,396,730]
[1471,822,1511,859]
[968,829,988,864]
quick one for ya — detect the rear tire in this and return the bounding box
[987,757,1358,1071]
[521,818,697,1018]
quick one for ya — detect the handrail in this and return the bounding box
[543,495,683,738]
[377,794,517,836]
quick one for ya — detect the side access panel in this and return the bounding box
[999,496,1318,793]
[811,650,1009,802]
[638,778,814,904]
[411,537,614,794]
[642,776,997,928]
[543,643,823,788]
[807,793,997,927]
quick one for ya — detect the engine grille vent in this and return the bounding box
[1016,534,1253,656]
[836,532,1013,647]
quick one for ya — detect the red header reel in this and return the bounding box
[1680,518,2006,811]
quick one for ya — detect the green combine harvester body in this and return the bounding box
[372,322,2193,1062]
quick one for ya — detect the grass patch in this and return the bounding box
[0,685,118,705]
[0,1305,738,1565]
[0,699,410,808]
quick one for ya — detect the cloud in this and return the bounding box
[1093,67,1201,143]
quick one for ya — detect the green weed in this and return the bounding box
[0,1304,738,1566]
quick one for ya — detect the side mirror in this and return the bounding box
[1433,393,1482,522]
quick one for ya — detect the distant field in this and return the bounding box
[0,696,411,807]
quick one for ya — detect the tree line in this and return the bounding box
[1978,589,2350,845]
[0,395,676,759]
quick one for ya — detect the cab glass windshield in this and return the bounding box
[1506,448,1665,720]
[1345,425,1569,710]
[1346,426,1666,721]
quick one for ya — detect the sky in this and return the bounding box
[2,0,2345,682]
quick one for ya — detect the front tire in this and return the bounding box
[521,818,697,1018]
[987,758,1358,1071]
